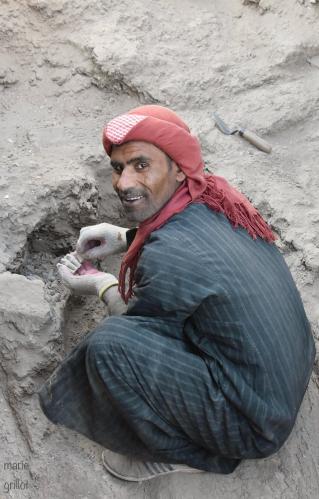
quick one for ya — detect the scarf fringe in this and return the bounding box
[200,180,275,243]
[119,254,139,304]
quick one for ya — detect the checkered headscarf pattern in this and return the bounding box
[105,114,147,144]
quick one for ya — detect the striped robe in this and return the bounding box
[38,203,315,473]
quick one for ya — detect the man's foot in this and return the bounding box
[102,449,206,482]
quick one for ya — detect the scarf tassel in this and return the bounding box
[201,182,275,243]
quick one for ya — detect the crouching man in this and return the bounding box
[38,105,315,481]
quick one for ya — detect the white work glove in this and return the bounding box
[76,223,129,260]
[57,252,118,299]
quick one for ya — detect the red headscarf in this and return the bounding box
[103,105,275,303]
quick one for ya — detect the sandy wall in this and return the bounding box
[0,1,318,497]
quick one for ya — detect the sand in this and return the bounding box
[0,1,318,497]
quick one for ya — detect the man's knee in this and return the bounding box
[86,317,134,372]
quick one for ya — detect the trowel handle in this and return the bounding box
[239,129,272,154]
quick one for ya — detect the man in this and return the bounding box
[39,105,315,482]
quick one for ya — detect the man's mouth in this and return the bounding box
[121,194,145,206]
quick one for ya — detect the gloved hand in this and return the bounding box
[76,223,129,260]
[57,252,118,298]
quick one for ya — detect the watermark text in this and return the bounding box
[2,461,29,494]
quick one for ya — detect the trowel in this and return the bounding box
[213,113,272,154]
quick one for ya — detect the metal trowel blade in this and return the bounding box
[213,113,237,135]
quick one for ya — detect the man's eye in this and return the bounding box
[136,162,148,170]
[112,165,123,174]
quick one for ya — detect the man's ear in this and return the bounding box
[174,163,186,182]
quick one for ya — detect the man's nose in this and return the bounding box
[116,167,138,192]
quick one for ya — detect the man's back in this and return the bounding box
[128,202,315,457]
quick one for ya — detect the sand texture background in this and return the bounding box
[0,0,319,497]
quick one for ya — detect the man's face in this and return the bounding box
[110,141,185,223]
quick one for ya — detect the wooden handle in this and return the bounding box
[240,129,272,154]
